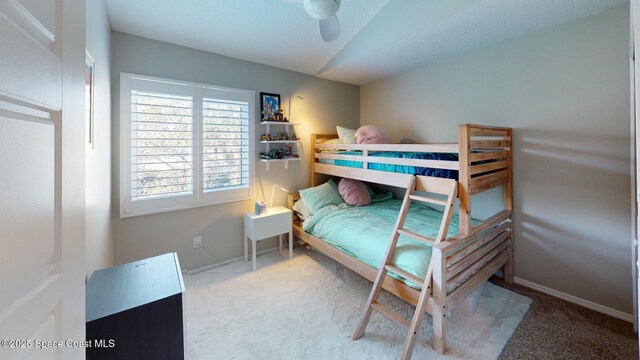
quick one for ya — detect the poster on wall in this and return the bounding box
[259,92,280,121]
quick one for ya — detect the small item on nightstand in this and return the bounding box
[255,202,267,215]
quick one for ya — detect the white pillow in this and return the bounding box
[322,138,342,145]
[320,138,342,153]
[336,126,357,144]
[292,199,312,220]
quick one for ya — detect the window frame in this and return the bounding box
[120,73,255,218]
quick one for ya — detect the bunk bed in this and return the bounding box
[287,124,513,355]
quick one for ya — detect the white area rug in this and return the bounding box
[185,250,531,360]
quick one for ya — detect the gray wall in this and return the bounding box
[361,5,632,314]
[111,32,360,270]
[85,0,113,276]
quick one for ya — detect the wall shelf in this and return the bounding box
[260,158,300,162]
[260,157,300,170]
[260,120,301,171]
[260,121,302,126]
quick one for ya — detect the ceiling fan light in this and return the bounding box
[304,0,339,20]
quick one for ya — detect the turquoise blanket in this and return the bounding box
[303,198,468,287]
[333,151,459,179]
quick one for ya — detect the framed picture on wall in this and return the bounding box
[260,92,280,121]
[85,51,95,151]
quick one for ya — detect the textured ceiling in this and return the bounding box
[106,0,628,85]
[105,0,390,75]
[318,0,629,84]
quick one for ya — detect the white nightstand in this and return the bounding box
[244,206,293,271]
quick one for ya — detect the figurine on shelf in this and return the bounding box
[261,106,273,121]
[274,110,284,122]
[282,144,292,156]
[260,145,298,160]
[260,131,301,141]
[260,150,278,159]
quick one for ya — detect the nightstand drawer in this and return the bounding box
[244,207,292,240]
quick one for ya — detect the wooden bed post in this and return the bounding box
[310,134,317,187]
[503,128,514,283]
[503,128,513,212]
[431,247,447,354]
[458,124,471,236]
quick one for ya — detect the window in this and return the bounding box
[120,73,254,217]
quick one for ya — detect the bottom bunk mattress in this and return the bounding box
[302,198,476,287]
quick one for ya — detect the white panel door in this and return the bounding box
[0,0,85,359]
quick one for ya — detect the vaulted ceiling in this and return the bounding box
[106,0,628,85]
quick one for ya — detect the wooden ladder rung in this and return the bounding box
[371,301,410,330]
[397,228,436,245]
[409,194,447,206]
[385,264,424,287]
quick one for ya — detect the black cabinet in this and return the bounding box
[86,253,185,359]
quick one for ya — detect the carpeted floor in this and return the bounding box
[492,278,638,360]
[185,250,531,359]
[185,248,638,359]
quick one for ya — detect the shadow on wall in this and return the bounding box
[511,127,632,310]
[518,211,631,286]
[517,127,629,177]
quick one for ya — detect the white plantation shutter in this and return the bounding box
[121,74,254,217]
[202,98,249,191]
[131,90,194,200]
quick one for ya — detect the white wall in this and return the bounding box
[85,0,113,276]
[361,5,632,314]
[111,32,360,270]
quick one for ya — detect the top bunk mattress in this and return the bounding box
[302,198,476,287]
[318,151,459,179]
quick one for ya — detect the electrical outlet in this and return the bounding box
[193,236,202,248]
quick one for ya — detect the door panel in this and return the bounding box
[16,0,56,35]
[0,119,55,311]
[0,0,84,358]
[0,0,61,109]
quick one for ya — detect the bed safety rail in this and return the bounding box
[434,209,513,306]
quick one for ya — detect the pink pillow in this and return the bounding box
[338,178,371,207]
[355,125,390,144]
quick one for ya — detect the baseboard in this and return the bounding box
[185,245,282,276]
[514,277,634,323]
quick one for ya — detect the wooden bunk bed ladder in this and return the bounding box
[352,176,458,360]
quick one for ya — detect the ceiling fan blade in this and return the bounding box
[319,15,340,42]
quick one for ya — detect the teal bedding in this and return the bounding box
[320,151,459,179]
[303,198,471,288]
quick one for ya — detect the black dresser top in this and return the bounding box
[86,253,185,322]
